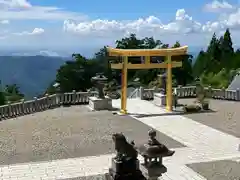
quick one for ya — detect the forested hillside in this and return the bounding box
[0,56,66,98]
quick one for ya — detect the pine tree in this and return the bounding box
[193,50,207,77]
[205,33,221,73]
[219,28,234,69]
[172,41,193,85]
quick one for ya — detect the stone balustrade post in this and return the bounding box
[72,90,76,104]
[56,93,61,106]
[7,101,11,118]
[236,88,240,101]
[21,99,25,114]
[221,87,226,99]
[139,86,144,100]
[45,94,49,109]
[177,85,182,97]
[34,97,38,112]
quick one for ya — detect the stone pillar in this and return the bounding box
[34,97,38,112]
[72,90,76,104]
[139,86,144,100]
[236,88,240,101]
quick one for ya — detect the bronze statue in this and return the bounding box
[137,129,175,168]
[109,133,146,180]
[146,129,175,156]
[112,133,138,161]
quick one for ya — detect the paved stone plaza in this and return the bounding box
[0,98,239,179]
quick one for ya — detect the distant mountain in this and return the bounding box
[0,56,67,99]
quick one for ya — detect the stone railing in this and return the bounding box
[0,91,97,120]
[175,86,240,100]
[139,86,240,101]
[129,88,140,98]
[1,86,239,120]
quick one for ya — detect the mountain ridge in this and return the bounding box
[0,55,67,99]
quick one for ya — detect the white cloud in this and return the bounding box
[2,0,240,49]
[0,20,9,24]
[13,28,44,36]
[204,0,235,12]
[202,7,240,32]
[0,0,32,8]
[0,0,87,20]
[63,9,203,38]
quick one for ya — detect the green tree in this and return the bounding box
[4,84,24,103]
[219,28,234,69]
[172,41,193,85]
[205,33,222,73]
[193,50,208,78]
[56,54,96,92]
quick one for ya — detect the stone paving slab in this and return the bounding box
[0,105,183,165]
[111,99,240,180]
[180,99,240,138]
[61,175,106,180]
[187,159,240,180]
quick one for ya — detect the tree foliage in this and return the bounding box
[0,82,24,105]
[52,33,192,92]
[193,28,240,88]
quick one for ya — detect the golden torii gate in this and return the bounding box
[107,46,188,114]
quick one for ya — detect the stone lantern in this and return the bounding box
[91,73,108,99]
[153,73,177,107]
[137,129,175,180]
[88,73,112,111]
[158,73,167,95]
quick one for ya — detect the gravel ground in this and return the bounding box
[179,99,240,138]
[187,160,240,180]
[0,105,183,165]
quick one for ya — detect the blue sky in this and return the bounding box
[0,0,240,56]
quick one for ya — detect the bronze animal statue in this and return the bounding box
[146,129,175,156]
[112,133,138,161]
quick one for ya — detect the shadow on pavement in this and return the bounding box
[129,109,216,118]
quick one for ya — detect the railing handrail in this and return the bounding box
[140,85,240,101]
[1,86,240,120]
[129,88,139,98]
[0,91,98,120]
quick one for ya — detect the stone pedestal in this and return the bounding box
[140,164,167,180]
[108,158,146,180]
[89,96,112,111]
[153,93,177,107]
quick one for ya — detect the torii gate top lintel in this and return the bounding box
[107,46,188,57]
